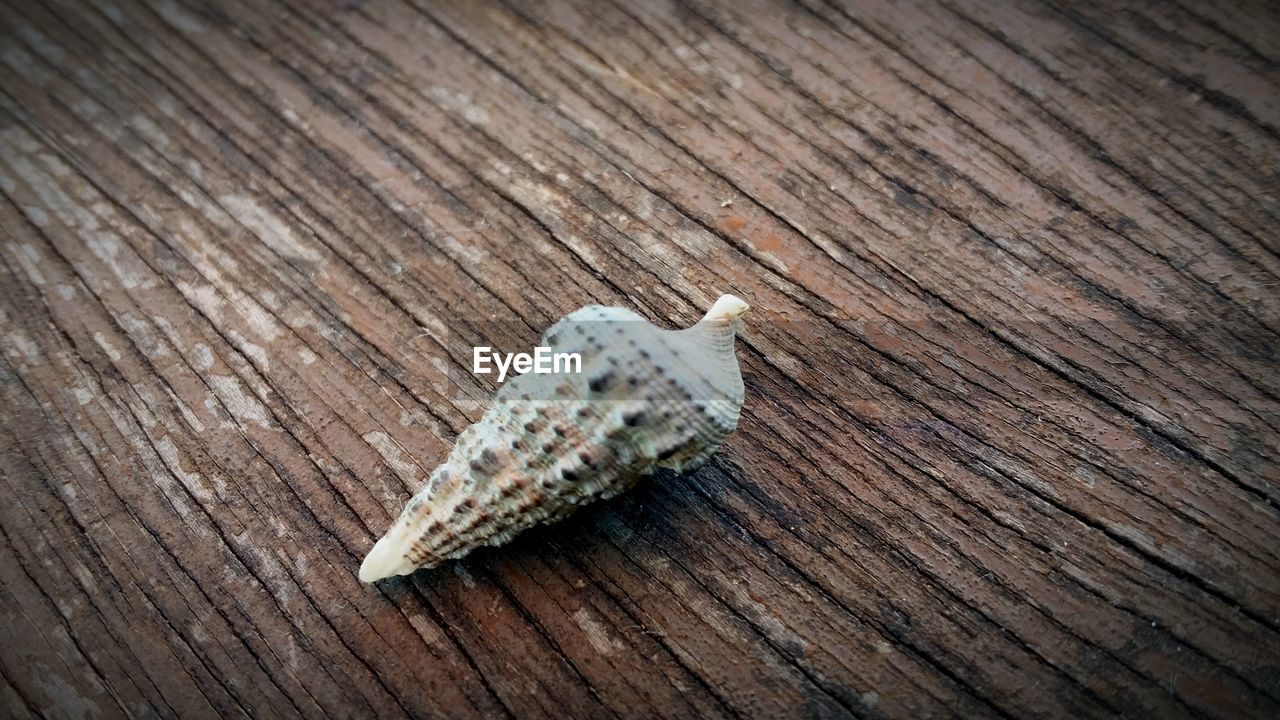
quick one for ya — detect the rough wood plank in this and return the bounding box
[1,0,1276,717]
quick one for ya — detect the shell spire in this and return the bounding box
[359,294,750,583]
[702,293,750,323]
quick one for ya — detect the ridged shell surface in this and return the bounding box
[359,294,749,582]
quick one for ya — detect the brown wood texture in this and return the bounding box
[1,0,1277,717]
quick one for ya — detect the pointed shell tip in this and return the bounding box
[359,536,401,583]
[703,294,750,322]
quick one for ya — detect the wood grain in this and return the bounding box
[1,0,1276,717]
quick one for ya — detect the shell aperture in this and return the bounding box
[359,294,750,582]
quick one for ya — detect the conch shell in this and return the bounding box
[359,294,750,582]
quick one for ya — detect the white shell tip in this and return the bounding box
[359,535,410,583]
[703,294,750,322]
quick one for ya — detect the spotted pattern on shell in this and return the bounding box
[359,294,750,582]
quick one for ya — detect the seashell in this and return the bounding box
[359,294,750,582]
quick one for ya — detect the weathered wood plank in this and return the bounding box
[1,0,1277,717]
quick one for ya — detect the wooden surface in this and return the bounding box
[1,0,1277,717]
